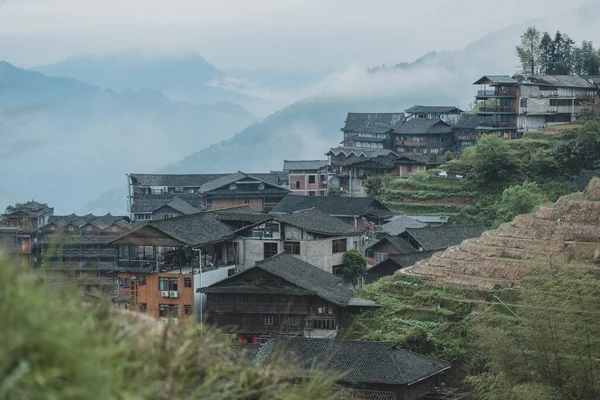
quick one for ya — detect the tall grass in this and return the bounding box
[0,255,333,399]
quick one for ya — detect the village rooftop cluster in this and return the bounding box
[2,73,600,399]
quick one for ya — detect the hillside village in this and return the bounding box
[2,68,600,400]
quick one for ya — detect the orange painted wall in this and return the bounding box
[118,272,195,319]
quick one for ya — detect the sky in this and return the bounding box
[0,0,591,71]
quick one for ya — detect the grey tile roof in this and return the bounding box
[515,74,600,89]
[335,156,396,169]
[343,112,404,133]
[47,214,130,230]
[367,235,416,254]
[283,160,329,171]
[199,284,311,296]
[214,210,272,225]
[473,75,519,85]
[326,147,399,158]
[367,250,438,277]
[405,216,449,224]
[200,253,354,306]
[253,337,450,385]
[454,114,484,129]
[405,105,462,114]
[4,201,53,218]
[121,212,235,247]
[274,209,363,236]
[394,155,430,164]
[131,196,201,214]
[393,119,453,135]
[404,225,484,251]
[382,216,427,236]
[200,172,285,193]
[270,195,389,217]
[162,197,202,215]
[129,173,228,187]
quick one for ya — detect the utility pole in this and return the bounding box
[192,248,203,327]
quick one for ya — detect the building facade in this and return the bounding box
[404,105,463,125]
[394,119,454,158]
[283,160,330,196]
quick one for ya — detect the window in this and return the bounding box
[308,191,316,196]
[240,295,250,303]
[159,277,178,291]
[244,199,250,205]
[374,252,389,264]
[218,295,225,303]
[175,186,184,192]
[159,304,178,317]
[520,98,528,108]
[332,239,347,254]
[312,319,336,330]
[308,175,316,184]
[228,269,236,277]
[138,276,147,286]
[184,278,192,288]
[320,174,326,183]
[184,305,192,315]
[139,303,147,312]
[265,315,274,326]
[295,181,301,189]
[118,277,129,288]
[288,316,297,326]
[68,225,75,232]
[264,242,278,258]
[332,265,343,275]
[284,241,301,255]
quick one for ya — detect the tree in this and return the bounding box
[341,249,367,290]
[492,181,548,227]
[552,31,575,75]
[471,135,519,185]
[444,150,454,162]
[364,175,393,197]
[539,32,554,75]
[327,187,342,197]
[580,40,600,75]
[516,27,541,75]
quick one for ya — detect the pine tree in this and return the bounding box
[552,31,574,75]
[539,32,554,75]
[516,27,541,75]
[580,41,600,75]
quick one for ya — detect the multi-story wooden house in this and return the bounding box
[233,208,364,274]
[200,253,377,343]
[404,105,463,125]
[340,112,404,150]
[473,75,521,139]
[34,214,133,294]
[394,119,454,158]
[3,200,53,229]
[283,160,330,197]
[110,211,239,320]
[453,114,483,149]
[128,171,289,220]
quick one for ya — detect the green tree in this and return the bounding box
[341,249,367,290]
[538,32,554,75]
[580,40,600,75]
[552,31,575,75]
[492,181,548,227]
[516,26,541,75]
[471,135,519,185]
[444,150,454,162]
[364,175,393,197]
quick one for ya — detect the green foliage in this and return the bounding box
[341,249,367,289]
[364,175,393,197]
[327,187,342,197]
[444,150,454,162]
[516,26,541,75]
[491,182,548,227]
[472,135,519,185]
[0,257,333,399]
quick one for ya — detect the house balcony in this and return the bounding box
[209,303,309,314]
[475,90,496,98]
[475,88,518,99]
[477,121,518,130]
[478,106,517,114]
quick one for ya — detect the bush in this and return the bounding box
[492,181,548,227]
[472,135,520,185]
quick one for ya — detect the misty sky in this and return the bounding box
[0,0,590,70]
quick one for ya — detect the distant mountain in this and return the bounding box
[0,61,256,213]
[36,53,281,117]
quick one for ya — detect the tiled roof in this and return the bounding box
[47,214,130,229]
[253,337,450,385]
[200,253,354,306]
[367,235,416,254]
[393,119,453,135]
[515,74,600,89]
[454,114,484,129]
[335,156,396,169]
[274,209,363,236]
[405,105,462,114]
[116,212,235,247]
[342,112,405,133]
[129,173,227,187]
[283,160,329,171]
[270,195,388,217]
[131,196,201,214]
[367,250,438,278]
[404,225,484,251]
[381,216,427,236]
[4,201,53,218]
[200,172,286,193]
[404,216,450,224]
[214,210,271,226]
[199,284,311,296]
[326,147,399,158]
[473,75,519,85]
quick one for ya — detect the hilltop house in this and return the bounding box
[394,119,454,158]
[3,200,53,229]
[35,214,133,294]
[253,337,450,400]
[473,74,600,138]
[340,112,404,150]
[128,171,289,220]
[199,253,377,343]
[404,105,463,125]
[110,211,240,320]
[270,195,391,229]
[283,160,330,197]
[233,208,364,273]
